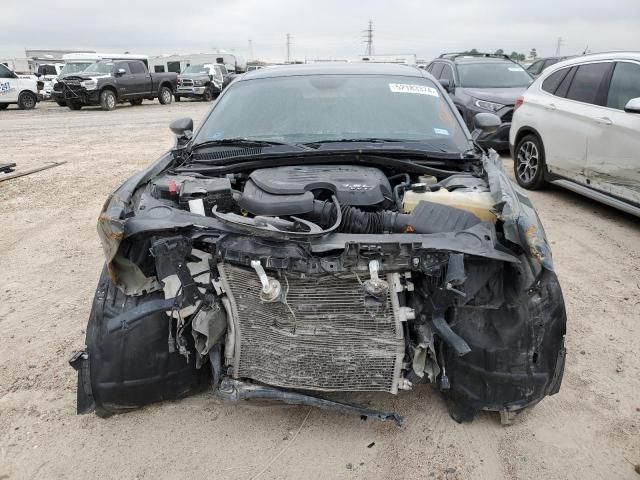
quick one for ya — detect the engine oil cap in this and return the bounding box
[410,183,428,193]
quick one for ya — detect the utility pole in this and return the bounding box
[363,20,374,56]
[248,39,254,62]
[555,37,565,56]
[286,33,292,63]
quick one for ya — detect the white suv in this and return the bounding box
[0,63,40,110]
[509,52,640,217]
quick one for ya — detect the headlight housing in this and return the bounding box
[193,80,205,87]
[81,78,98,91]
[474,99,504,112]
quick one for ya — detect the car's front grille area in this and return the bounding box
[192,147,263,161]
[219,264,405,393]
[180,79,194,87]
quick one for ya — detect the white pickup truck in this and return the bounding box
[0,63,40,110]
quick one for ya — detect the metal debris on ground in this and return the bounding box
[0,161,66,182]
[0,163,17,174]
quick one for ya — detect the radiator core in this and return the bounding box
[218,264,405,393]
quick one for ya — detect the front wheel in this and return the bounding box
[202,87,213,102]
[100,90,117,111]
[55,100,67,107]
[174,95,181,102]
[18,91,37,110]
[0,103,9,110]
[158,86,173,105]
[68,102,82,110]
[514,134,546,190]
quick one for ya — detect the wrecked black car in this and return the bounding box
[71,64,566,426]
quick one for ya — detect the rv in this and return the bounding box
[149,52,246,74]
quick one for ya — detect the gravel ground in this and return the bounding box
[1,101,639,480]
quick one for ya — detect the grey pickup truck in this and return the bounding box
[57,59,178,111]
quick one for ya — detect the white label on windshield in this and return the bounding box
[389,83,439,97]
[434,128,449,135]
[508,67,524,72]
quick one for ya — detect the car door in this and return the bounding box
[0,64,19,103]
[113,61,134,98]
[585,60,640,205]
[127,61,150,96]
[537,61,612,184]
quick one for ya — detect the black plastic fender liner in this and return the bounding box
[443,267,567,422]
[76,265,209,416]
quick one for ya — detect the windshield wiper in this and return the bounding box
[303,138,452,153]
[191,138,311,151]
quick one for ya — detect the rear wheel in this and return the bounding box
[202,87,213,102]
[0,103,9,110]
[158,86,172,105]
[17,91,37,110]
[68,102,82,110]
[514,134,546,190]
[99,89,117,111]
[129,98,143,106]
[55,100,67,107]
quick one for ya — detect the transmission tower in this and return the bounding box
[555,37,565,56]
[363,20,374,56]
[286,33,292,63]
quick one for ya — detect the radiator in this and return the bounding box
[218,264,405,393]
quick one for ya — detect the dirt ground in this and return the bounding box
[0,101,638,480]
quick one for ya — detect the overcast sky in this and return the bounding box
[2,0,639,62]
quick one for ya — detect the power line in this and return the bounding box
[363,20,374,56]
[286,33,292,63]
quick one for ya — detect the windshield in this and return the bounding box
[182,64,209,74]
[217,64,228,75]
[62,62,92,75]
[195,74,469,152]
[83,62,114,74]
[458,62,533,88]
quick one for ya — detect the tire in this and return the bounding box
[0,103,8,110]
[202,87,213,102]
[129,98,143,106]
[174,95,181,102]
[99,89,117,111]
[55,100,67,107]
[514,134,546,190]
[158,86,172,105]
[17,91,37,110]
[68,102,82,110]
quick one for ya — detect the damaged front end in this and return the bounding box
[72,149,566,425]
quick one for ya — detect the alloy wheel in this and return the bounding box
[517,141,539,184]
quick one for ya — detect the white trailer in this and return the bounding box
[149,52,246,74]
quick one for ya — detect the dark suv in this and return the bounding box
[427,53,534,150]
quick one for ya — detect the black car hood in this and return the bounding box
[462,87,528,106]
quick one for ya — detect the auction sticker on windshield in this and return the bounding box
[388,83,439,97]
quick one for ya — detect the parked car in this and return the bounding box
[510,52,640,217]
[427,53,534,150]
[70,63,566,426]
[218,63,237,90]
[56,59,177,111]
[37,63,64,100]
[175,64,224,102]
[526,56,573,78]
[0,63,40,110]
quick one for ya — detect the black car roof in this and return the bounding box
[448,57,515,65]
[240,63,424,80]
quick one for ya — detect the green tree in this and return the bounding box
[495,49,504,55]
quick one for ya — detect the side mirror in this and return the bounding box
[472,113,502,140]
[624,97,640,114]
[116,68,126,76]
[170,117,194,143]
[439,78,452,93]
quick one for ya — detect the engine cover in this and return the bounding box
[238,165,392,216]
